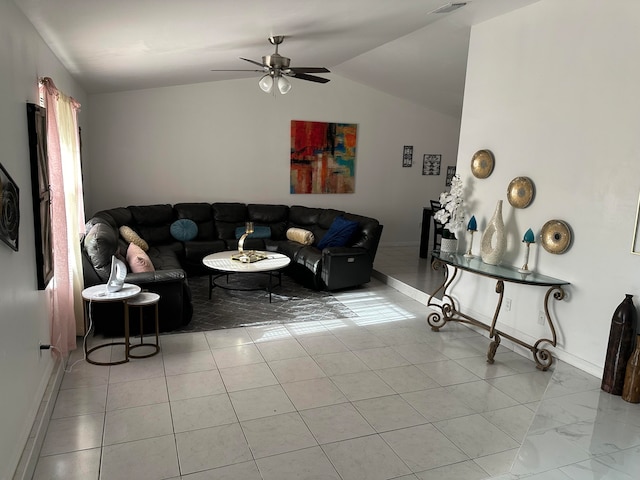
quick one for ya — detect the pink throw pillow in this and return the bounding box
[126,242,155,273]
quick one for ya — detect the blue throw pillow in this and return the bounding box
[170,219,198,241]
[234,225,271,239]
[317,216,359,249]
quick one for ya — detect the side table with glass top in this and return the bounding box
[81,283,141,365]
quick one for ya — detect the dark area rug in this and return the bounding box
[170,273,358,333]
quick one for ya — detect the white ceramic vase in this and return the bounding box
[480,200,507,265]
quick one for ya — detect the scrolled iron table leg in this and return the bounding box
[427,259,458,331]
[530,286,565,370]
[487,333,501,364]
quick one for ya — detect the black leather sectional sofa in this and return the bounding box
[82,202,383,334]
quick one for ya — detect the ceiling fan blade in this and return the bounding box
[210,69,264,72]
[290,72,330,84]
[290,67,330,74]
[240,57,267,68]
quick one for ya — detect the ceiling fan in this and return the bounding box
[211,35,330,95]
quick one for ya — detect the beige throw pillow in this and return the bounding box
[126,242,155,273]
[119,225,149,251]
[286,227,315,246]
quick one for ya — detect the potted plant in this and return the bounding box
[434,174,465,252]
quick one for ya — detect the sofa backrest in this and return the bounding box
[343,213,383,257]
[288,205,326,242]
[174,202,216,240]
[247,204,289,240]
[211,202,247,240]
[288,206,380,252]
[128,204,175,245]
[102,206,132,225]
[85,202,383,260]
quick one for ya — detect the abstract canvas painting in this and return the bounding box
[290,120,357,194]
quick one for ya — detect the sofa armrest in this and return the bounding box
[125,268,186,285]
[321,247,374,291]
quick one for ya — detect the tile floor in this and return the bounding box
[30,246,640,479]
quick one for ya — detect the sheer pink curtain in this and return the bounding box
[41,77,85,355]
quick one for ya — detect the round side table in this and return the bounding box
[81,283,141,366]
[127,292,161,358]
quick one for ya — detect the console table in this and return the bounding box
[427,252,569,370]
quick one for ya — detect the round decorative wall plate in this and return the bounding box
[471,150,494,179]
[507,176,535,208]
[540,220,572,254]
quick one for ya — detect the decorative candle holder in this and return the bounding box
[238,222,254,253]
[464,215,477,258]
[518,228,535,274]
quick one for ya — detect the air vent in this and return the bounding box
[430,2,467,14]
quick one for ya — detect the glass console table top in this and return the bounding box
[432,251,569,286]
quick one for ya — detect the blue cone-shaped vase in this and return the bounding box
[523,228,535,243]
[467,215,477,231]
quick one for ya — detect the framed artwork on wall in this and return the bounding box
[402,145,413,167]
[422,154,441,175]
[0,161,20,251]
[27,103,54,289]
[290,120,357,194]
[446,166,456,186]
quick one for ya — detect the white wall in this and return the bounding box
[454,0,640,375]
[0,1,87,478]
[86,76,461,244]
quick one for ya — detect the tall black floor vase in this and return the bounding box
[601,294,637,395]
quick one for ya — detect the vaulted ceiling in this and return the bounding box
[13,0,539,118]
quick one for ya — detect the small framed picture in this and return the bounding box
[402,145,413,167]
[422,154,441,175]
[446,166,456,186]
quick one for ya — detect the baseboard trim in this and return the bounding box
[12,356,65,480]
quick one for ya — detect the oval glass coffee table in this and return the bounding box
[202,251,291,303]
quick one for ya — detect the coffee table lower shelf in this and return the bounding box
[203,251,291,303]
[208,271,284,303]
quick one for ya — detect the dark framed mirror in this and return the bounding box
[26,103,53,289]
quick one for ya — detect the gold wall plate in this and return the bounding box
[471,150,494,178]
[507,176,534,208]
[540,220,572,254]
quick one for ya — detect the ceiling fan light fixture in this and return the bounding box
[258,74,273,93]
[277,75,292,94]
